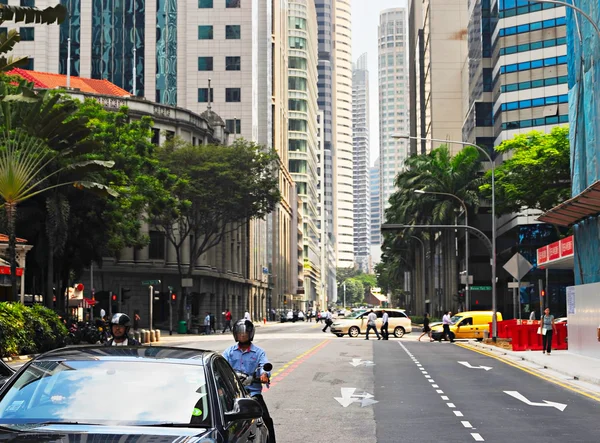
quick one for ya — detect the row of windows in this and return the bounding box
[501,114,568,130]
[197,88,241,102]
[499,94,568,112]
[0,27,34,40]
[498,16,566,37]
[500,75,568,93]
[499,37,566,56]
[499,55,567,74]
[199,0,240,8]
[198,25,240,40]
[198,56,240,71]
[498,0,557,18]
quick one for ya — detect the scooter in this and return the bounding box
[235,362,273,389]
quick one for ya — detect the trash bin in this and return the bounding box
[178,321,188,334]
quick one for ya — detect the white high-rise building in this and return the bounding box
[378,8,409,212]
[352,53,370,272]
[334,0,354,268]
[370,161,382,267]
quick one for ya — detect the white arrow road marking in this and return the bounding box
[504,391,567,411]
[334,388,378,408]
[458,361,493,371]
[349,358,375,367]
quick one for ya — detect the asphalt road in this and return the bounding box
[50,320,593,443]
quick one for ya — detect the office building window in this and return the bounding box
[149,231,166,260]
[225,25,241,39]
[226,119,241,134]
[20,0,35,6]
[19,27,34,41]
[199,0,213,7]
[23,58,34,70]
[289,56,307,69]
[198,56,213,71]
[198,88,214,102]
[289,17,307,30]
[198,25,213,40]
[289,119,307,132]
[226,0,240,7]
[225,56,241,71]
[225,88,241,102]
[0,27,6,36]
[288,77,307,91]
[289,37,306,49]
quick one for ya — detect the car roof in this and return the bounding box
[34,346,213,366]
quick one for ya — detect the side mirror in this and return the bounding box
[224,398,264,422]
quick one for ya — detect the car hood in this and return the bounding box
[0,424,213,441]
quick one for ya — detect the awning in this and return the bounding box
[538,180,600,226]
[537,236,574,270]
[371,292,388,303]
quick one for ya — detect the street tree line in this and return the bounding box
[379,126,570,310]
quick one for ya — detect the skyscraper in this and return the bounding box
[378,8,408,212]
[352,53,370,272]
[370,161,382,266]
[333,0,354,269]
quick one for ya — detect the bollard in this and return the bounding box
[133,331,141,342]
[140,330,146,344]
[143,330,150,344]
[149,329,155,342]
[263,317,266,325]
[155,330,161,342]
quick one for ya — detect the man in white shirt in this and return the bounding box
[244,311,251,321]
[204,312,211,335]
[365,309,381,340]
[321,309,333,332]
[442,311,454,342]
[380,310,389,340]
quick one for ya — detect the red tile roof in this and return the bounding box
[0,234,27,243]
[8,68,130,97]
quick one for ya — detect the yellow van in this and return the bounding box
[430,311,503,341]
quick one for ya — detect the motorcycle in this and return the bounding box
[235,362,273,389]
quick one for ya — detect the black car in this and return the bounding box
[0,346,268,442]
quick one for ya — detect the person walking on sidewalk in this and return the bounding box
[365,309,381,340]
[380,309,389,340]
[541,307,557,355]
[322,309,333,332]
[418,313,433,342]
[222,308,232,333]
[204,312,211,335]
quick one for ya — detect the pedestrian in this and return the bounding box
[541,307,557,355]
[365,309,381,340]
[222,308,232,333]
[418,312,433,342]
[204,312,211,335]
[322,309,333,332]
[529,310,536,321]
[244,310,251,321]
[380,309,389,340]
[133,312,141,330]
[442,310,455,343]
[210,312,216,333]
[316,310,322,323]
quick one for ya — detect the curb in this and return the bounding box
[463,341,600,387]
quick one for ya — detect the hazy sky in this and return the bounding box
[352,0,408,165]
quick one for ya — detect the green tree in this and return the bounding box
[479,126,570,216]
[342,278,364,306]
[150,137,282,319]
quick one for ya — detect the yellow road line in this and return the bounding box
[271,340,329,379]
[455,343,600,403]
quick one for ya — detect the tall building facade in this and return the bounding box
[287,0,321,307]
[352,53,370,272]
[333,0,354,269]
[412,0,468,155]
[378,8,408,212]
[9,0,298,317]
[370,161,382,266]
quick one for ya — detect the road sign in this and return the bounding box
[142,280,161,286]
[508,281,529,289]
[168,286,174,290]
[470,286,492,291]
[504,391,567,411]
[457,361,492,371]
[503,253,533,281]
[334,388,378,408]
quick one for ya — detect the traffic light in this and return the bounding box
[121,287,132,303]
[111,294,117,302]
[541,289,546,297]
[171,293,177,304]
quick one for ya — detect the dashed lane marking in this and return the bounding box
[399,342,485,442]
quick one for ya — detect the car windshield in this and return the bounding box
[344,311,364,319]
[450,315,463,324]
[0,359,211,427]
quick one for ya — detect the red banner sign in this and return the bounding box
[537,235,574,266]
[0,266,23,276]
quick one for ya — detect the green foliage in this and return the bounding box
[336,268,376,306]
[479,126,570,216]
[0,302,66,357]
[341,278,364,306]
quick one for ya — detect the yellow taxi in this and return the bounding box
[431,310,503,341]
[330,308,412,338]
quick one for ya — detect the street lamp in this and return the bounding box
[410,235,426,314]
[393,133,498,340]
[414,189,470,311]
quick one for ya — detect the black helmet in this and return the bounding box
[109,313,131,336]
[233,319,255,344]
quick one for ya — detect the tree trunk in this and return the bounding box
[6,202,18,302]
[46,243,54,308]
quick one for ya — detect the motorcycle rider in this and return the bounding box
[105,313,141,346]
[223,319,276,443]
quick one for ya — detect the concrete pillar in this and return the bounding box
[120,247,135,263]
[137,221,150,262]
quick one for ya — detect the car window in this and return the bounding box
[212,358,246,414]
[387,311,404,318]
[0,360,211,426]
[460,317,473,326]
[375,311,383,318]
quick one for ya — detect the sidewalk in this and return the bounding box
[461,340,600,388]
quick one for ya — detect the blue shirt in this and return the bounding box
[222,343,270,396]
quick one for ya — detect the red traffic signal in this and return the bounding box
[112,294,117,301]
[541,289,546,297]
[171,293,177,301]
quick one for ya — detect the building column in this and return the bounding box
[136,221,150,263]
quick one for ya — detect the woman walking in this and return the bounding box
[541,307,557,354]
[418,313,433,342]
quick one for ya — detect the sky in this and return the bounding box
[351,0,408,166]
